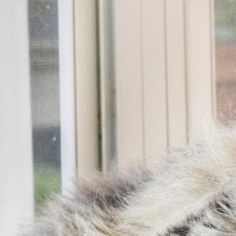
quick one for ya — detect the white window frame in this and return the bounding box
[0,1,34,234]
[59,0,100,191]
[58,0,77,194]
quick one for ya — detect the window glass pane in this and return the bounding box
[215,0,236,123]
[28,0,61,208]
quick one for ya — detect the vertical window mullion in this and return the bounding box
[0,1,34,234]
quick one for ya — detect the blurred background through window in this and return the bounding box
[28,0,61,208]
[215,0,236,123]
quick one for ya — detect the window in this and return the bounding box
[1,0,230,234]
[29,0,61,208]
[215,0,236,123]
[0,0,77,234]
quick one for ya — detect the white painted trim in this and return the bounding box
[58,0,76,194]
[0,1,34,234]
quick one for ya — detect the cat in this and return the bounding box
[24,124,236,235]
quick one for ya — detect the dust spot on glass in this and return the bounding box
[46,4,51,10]
[52,136,57,142]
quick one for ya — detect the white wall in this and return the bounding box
[0,1,34,235]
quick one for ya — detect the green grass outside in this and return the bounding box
[34,165,61,208]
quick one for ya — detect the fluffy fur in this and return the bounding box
[24,124,236,235]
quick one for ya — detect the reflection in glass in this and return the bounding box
[28,0,61,207]
[215,0,236,123]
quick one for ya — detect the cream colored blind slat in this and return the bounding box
[114,0,144,168]
[142,0,168,163]
[74,0,100,174]
[185,0,214,139]
[166,0,188,147]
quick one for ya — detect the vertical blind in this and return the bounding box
[98,0,215,170]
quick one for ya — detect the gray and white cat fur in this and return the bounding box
[24,124,236,235]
